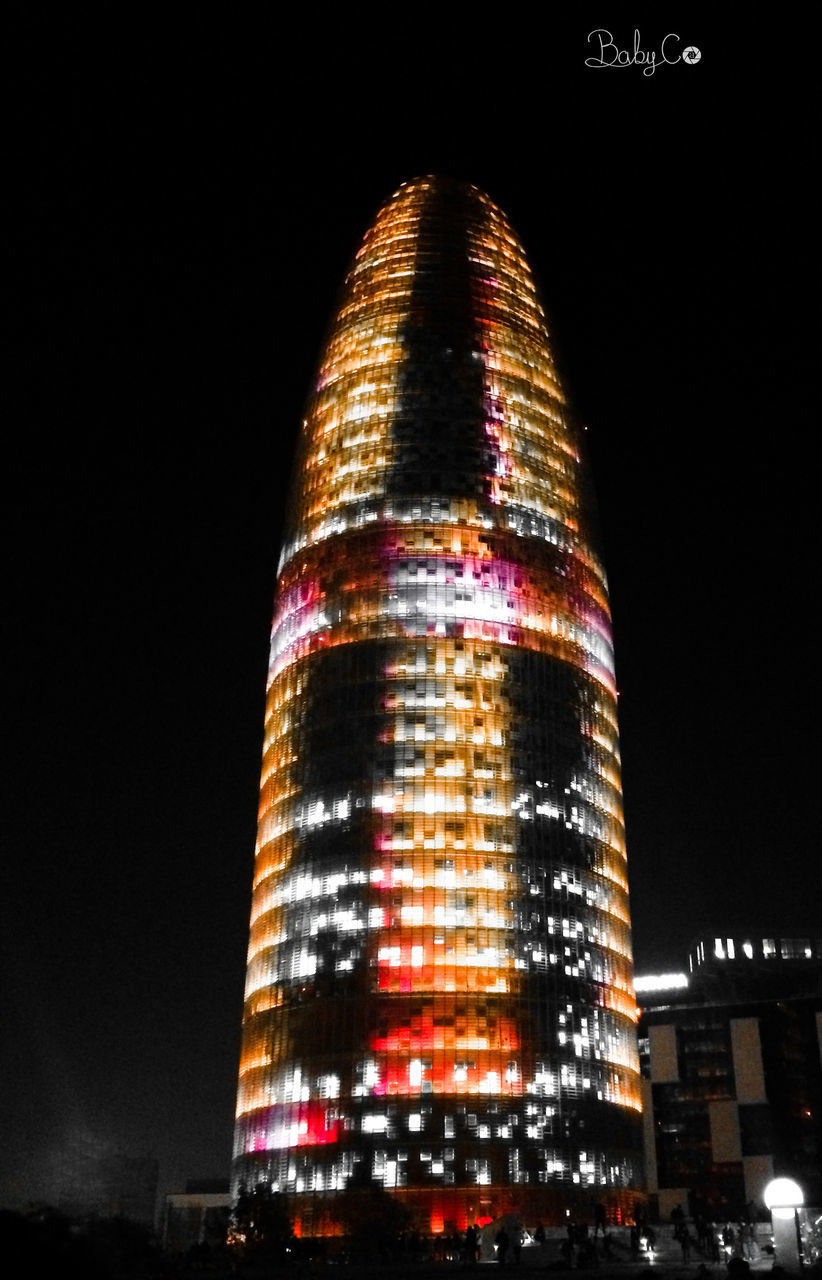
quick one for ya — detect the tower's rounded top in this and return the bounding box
[278,174,600,586]
[382,173,507,222]
[394,173,489,196]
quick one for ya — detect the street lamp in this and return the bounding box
[764,1177,804,1273]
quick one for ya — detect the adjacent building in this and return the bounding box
[163,1180,232,1255]
[637,935,822,1220]
[233,177,642,1233]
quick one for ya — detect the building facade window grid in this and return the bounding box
[234,177,642,1232]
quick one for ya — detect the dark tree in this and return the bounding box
[231,1184,293,1264]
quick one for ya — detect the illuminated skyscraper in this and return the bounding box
[233,177,642,1232]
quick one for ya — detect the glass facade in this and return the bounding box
[233,177,642,1232]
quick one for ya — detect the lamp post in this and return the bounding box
[764,1178,804,1274]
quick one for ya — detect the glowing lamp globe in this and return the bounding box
[764,1177,804,1221]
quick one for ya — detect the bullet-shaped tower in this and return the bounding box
[234,177,642,1233]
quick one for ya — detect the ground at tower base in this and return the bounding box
[217,1197,819,1278]
[7,1195,819,1277]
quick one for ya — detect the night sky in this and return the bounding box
[5,15,815,1213]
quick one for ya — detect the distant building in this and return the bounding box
[637,935,822,1219]
[56,1139,158,1226]
[163,1179,231,1254]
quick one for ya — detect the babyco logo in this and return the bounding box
[585,29,701,75]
